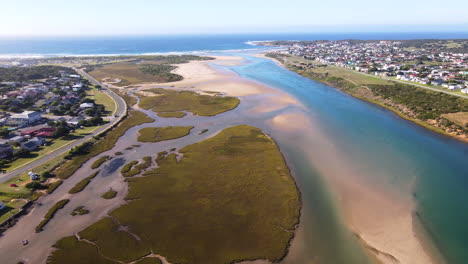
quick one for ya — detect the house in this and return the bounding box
[0,143,13,159]
[0,202,5,210]
[67,116,86,127]
[21,127,56,138]
[80,102,94,109]
[7,136,25,144]
[461,88,468,94]
[6,111,42,127]
[20,137,45,151]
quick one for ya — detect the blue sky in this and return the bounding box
[1,0,467,36]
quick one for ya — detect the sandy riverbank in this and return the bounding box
[270,104,438,264]
[157,54,439,264]
[159,54,440,264]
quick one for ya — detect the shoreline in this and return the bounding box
[258,53,468,144]
[259,54,443,264]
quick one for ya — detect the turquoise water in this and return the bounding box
[227,55,468,263]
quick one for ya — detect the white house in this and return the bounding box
[80,102,94,109]
[0,202,5,210]
[6,111,42,127]
[461,88,468,94]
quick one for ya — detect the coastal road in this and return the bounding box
[0,69,127,183]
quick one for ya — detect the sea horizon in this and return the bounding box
[1,32,468,58]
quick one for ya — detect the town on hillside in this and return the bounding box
[0,67,107,171]
[265,39,468,93]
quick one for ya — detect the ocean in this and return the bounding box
[1,32,468,58]
[2,32,468,263]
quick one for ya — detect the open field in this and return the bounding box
[86,87,116,115]
[48,125,300,264]
[137,126,193,143]
[441,112,468,128]
[87,55,213,86]
[54,110,154,180]
[138,88,240,116]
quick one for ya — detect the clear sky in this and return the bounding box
[1,0,467,36]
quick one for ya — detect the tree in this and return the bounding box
[13,148,30,158]
[53,125,69,138]
[0,129,10,139]
[25,181,47,190]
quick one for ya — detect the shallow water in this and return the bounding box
[224,54,468,264]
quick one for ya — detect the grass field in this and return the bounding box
[54,111,154,180]
[48,125,301,264]
[86,88,116,115]
[138,88,240,116]
[441,112,468,128]
[156,111,187,118]
[137,126,193,143]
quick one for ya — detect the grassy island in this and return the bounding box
[48,125,300,264]
[137,126,193,142]
[156,111,187,118]
[138,88,240,116]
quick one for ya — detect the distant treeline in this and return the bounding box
[0,65,73,82]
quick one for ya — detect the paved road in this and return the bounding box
[0,69,127,183]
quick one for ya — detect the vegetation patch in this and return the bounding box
[102,189,118,199]
[156,111,187,118]
[78,217,151,262]
[121,157,152,177]
[49,125,300,264]
[135,258,162,264]
[46,180,63,194]
[138,88,240,116]
[54,110,154,179]
[47,236,118,264]
[36,199,70,232]
[91,155,110,169]
[199,129,209,134]
[87,55,213,86]
[68,171,99,194]
[110,88,137,106]
[121,161,138,174]
[137,126,193,143]
[440,112,468,128]
[71,206,89,216]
